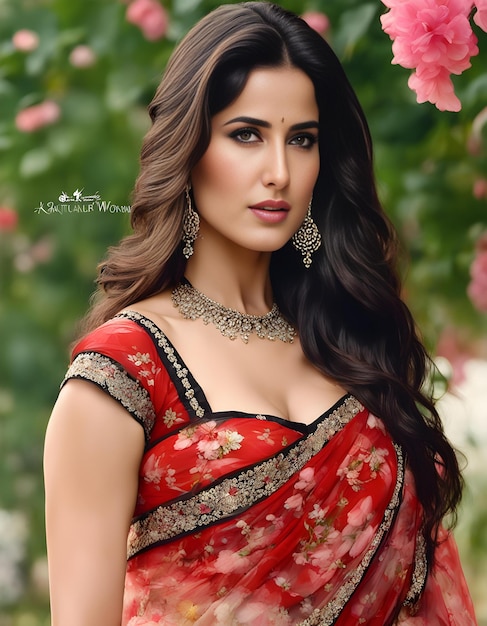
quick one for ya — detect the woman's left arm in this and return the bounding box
[44,380,145,626]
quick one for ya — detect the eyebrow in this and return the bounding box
[223,116,319,131]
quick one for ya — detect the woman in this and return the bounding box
[44,2,477,625]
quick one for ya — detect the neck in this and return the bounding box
[184,244,273,316]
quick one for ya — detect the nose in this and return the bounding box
[262,141,290,189]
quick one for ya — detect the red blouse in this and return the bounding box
[62,311,477,626]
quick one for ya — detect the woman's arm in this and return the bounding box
[44,379,145,626]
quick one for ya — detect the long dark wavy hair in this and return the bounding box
[81,1,463,560]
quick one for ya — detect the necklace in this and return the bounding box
[171,281,296,344]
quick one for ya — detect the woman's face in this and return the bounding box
[190,66,320,257]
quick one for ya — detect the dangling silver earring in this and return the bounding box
[182,185,199,259]
[292,198,321,268]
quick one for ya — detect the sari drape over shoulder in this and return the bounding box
[62,311,477,626]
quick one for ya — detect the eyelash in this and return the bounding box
[291,134,318,149]
[229,128,318,149]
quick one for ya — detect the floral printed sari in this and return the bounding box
[62,311,477,626]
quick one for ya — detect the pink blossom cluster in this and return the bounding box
[301,11,330,37]
[69,45,97,68]
[125,0,168,41]
[473,178,487,199]
[474,0,487,29]
[174,420,243,461]
[12,29,39,52]
[0,206,18,232]
[380,0,486,111]
[14,237,54,273]
[15,100,60,133]
[467,234,487,312]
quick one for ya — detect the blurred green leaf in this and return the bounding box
[333,3,378,57]
[19,148,53,177]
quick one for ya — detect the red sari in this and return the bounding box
[62,311,477,625]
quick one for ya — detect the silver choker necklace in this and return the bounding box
[171,281,296,344]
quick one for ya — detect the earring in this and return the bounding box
[292,199,321,268]
[182,185,199,259]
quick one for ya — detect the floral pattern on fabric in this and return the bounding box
[122,409,410,626]
[62,314,477,626]
[62,351,156,438]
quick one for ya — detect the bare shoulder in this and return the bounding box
[122,289,180,334]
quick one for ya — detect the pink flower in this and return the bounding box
[30,237,53,262]
[408,65,462,111]
[348,524,376,558]
[12,29,39,52]
[174,421,217,450]
[346,496,373,527]
[351,589,378,618]
[366,413,386,433]
[473,178,487,199]
[294,467,316,491]
[126,0,168,41]
[174,425,199,449]
[467,248,487,312]
[309,545,337,579]
[336,455,365,488]
[69,45,97,68]
[301,11,330,36]
[308,503,329,520]
[364,447,389,474]
[474,0,487,31]
[380,0,479,111]
[198,421,217,437]
[214,549,250,574]
[381,0,477,71]
[0,206,18,232]
[284,493,304,511]
[142,453,164,484]
[197,438,220,460]
[15,100,60,133]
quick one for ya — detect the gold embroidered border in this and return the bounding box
[403,530,428,608]
[117,310,206,419]
[297,444,405,626]
[127,396,364,559]
[62,351,155,438]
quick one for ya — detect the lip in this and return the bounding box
[249,199,291,211]
[249,208,289,224]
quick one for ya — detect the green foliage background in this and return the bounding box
[0,0,486,623]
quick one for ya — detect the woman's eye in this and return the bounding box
[290,134,318,148]
[231,128,259,143]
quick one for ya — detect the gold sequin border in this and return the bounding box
[403,530,428,609]
[127,395,364,559]
[297,443,405,626]
[61,351,156,439]
[117,310,206,419]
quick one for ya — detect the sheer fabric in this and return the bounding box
[62,311,477,625]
